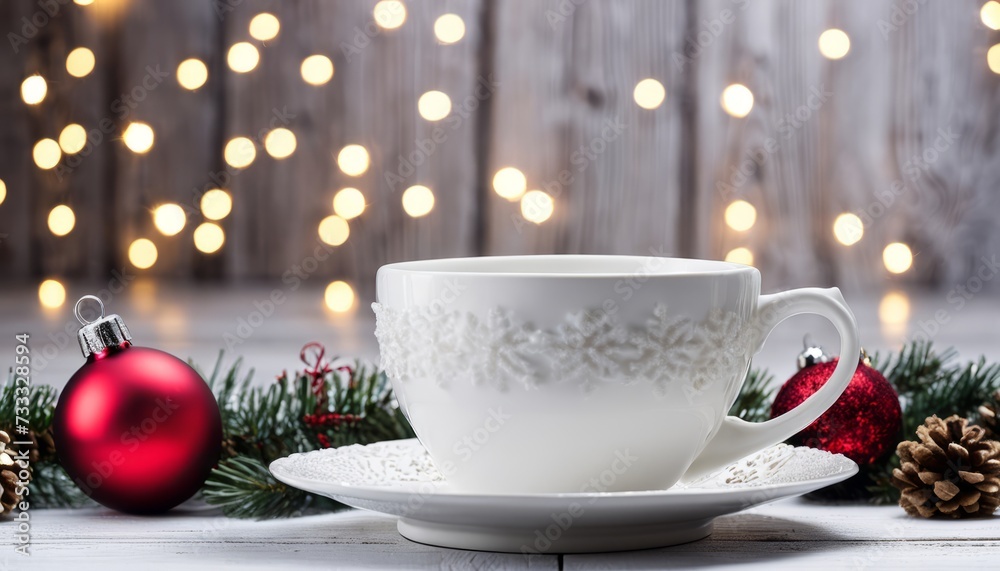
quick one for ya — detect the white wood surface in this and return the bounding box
[13,499,999,570]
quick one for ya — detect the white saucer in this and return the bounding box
[270,439,857,554]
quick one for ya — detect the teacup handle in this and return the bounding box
[682,287,860,481]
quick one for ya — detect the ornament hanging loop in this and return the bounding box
[75,295,105,325]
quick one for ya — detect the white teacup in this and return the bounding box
[373,255,859,494]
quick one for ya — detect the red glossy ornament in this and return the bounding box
[770,346,902,465]
[53,296,222,514]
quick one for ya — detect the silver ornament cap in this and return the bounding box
[797,335,832,369]
[75,295,132,358]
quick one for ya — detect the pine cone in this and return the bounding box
[892,415,1000,518]
[979,390,1000,439]
[0,431,24,516]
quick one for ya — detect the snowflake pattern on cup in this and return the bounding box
[372,302,754,394]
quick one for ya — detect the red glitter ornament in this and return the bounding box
[53,296,222,514]
[770,344,902,465]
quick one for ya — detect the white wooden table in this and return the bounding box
[14,500,999,570]
[3,284,999,569]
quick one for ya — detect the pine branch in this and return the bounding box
[202,457,311,519]
[729,366,776,423]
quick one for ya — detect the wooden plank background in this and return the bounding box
[1,0,999,300]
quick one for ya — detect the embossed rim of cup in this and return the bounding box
[377,254,756,278]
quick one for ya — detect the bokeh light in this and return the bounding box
[153,203,186,236]
[633,78,666,110]
[227,42,259,73]
[66,47,96,78]
[721,84,754,118]
[128,238,158,269]
[724,200,756,231]
[224,136,256,168]
[402,185,435,217]
[373,0,406,30]
[59,124,88,154]
[48,205,76,236]
[325,281,355,313]
[123,122,154,153]
[833,212,864,246]
[177,58,209,90]
[200,189,232,221]
[0,179,6,206]
[418,91,452,121]
[818,29,851,60]
[333,188,366,220]
[989,44,1000,75]
[317,215,350,246]
[879,290,910,339]
[520,190,554,224]
[249,13,280,41]
[264,127,297,159]
[434,14,465,44]
[724,247,754,265]
[194,222,225,253]
[982,1,1000,29]
[883,242,913,274]
[493,167,527,201]
[300,55,334,85]
[33,139,62,170]
[38,279,66,309]
[21,75,47,105]
[337,144,370,176]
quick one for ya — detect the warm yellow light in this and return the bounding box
[724,200,756,232]
[153,203,186,236]
[300,55,334,86]
[982,1,1000,29]
[989,44,1000,75]
[128,238,158,269]
[194,222,225,253]
[317,215,350,246]
[833,213,864,246]
[21,75,47,105]
[493,167,527,200]
[66,47,96,78]
[633,78,666,110]
[227,42,259,73]
[58,124,88,154]
[123,122,154,153]
[724,247,754,265]
[333,188,366,220]
[883,242,913,274]
[818,29,850,60]
[33,138,62,170]
[38,279,66,309]
[249,13,280,41]
[520,190,554,224]
[434,13,465,44]
[418,91,452,121]
[879,291,910,327]
[402,185,435,217]
[0,179,6,206]
[336,144,370,176]
[325,281,355,313]
[73,0,94,5]
[200,189,232,221]
[264,127,297,159]
[721,84,754,118]
[224,136,256,168]
[177,58,209,90]
[47,205,76,236]
[373,0,406,30]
